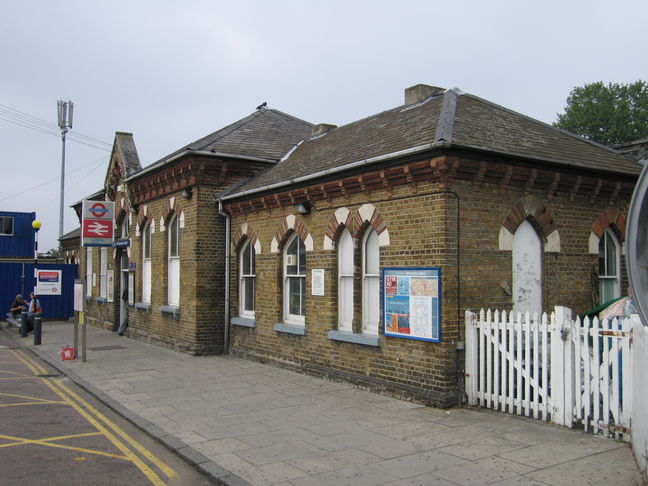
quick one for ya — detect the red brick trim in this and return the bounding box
[324,204,389,248]
[274,216,311,249]
[591,208,626,241]
[137,211,151,230]
[502,199,556,238]
[233,225,259,252]
[162,198,183,225]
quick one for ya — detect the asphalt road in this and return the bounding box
[0,326,214,486]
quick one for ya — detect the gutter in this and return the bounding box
[222,141,452,200]
[218,198,231,354]
[124,150,276,183]
[213,178,250,355]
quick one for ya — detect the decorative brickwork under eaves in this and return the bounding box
[127,155,269,206]
[223,155,637,217]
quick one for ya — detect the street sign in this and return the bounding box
[36,269,62,295]
[82,200,115,247]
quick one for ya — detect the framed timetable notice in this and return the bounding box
[383,267,441,342]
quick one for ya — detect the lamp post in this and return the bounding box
[32,220,42,345]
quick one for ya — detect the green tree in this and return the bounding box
[554,81,648,146]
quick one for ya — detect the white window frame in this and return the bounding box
[239,240,255,318]
[338,229,354,332]
[283,234,306,325]
[99,247,108,298]
[167,215,180,306]
[0,216,14,235]
[85,247,93,296]
[599,227,621,303]
[362,229,380,335]
[142,222,152,304]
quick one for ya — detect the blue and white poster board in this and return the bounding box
[383,267,441,342]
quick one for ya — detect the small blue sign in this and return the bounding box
[113,238,131,248]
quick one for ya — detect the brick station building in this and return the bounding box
[77,84,640,406]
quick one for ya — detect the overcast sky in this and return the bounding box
[1,0,647,250]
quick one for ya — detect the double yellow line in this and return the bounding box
[11,349,176,486]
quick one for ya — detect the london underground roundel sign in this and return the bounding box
[89,202,109,218]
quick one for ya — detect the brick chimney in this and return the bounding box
[404,84,445,105]
[312,123,337,136]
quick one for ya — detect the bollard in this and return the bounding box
[33,312,42,345]
[20,311,28,337]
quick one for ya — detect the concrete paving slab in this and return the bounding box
[11,321,644,486]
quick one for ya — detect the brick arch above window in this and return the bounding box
[323,204,390,250]
[271,214,313,253]
[233,223,261,254]
[162,197,183,226]
[135,205,154,236]
[499,196,560,252]
[588,208,627,254]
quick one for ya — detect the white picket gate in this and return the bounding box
[465,307,633,440]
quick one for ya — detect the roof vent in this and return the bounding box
[404,84,445,105]
[312,123,337,136]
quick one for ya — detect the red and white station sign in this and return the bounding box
[82,200,115,247]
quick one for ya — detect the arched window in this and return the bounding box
[284,234,306,325]
[121,216,129,239]
[362,229,380,334]
[167,215,180,306]
[99,247,108,299]
[85,247,93,297]
[338,229,354,332]
[142,222,152,304]
[512,220,542,316]
[239,240,255,317]
[599,227,621,303]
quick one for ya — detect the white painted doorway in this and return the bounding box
[512,220,542,316]
[119,251,129,332]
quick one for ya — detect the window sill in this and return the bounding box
[328,330,381,347]
[274,322,306,336]
[160,305,180,319]
[231,316,256,328]
[135,302,151,313]
[96,297,108,304]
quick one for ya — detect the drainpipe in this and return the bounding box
[218,198,231,354]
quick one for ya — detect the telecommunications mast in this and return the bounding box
[57,100,74,247]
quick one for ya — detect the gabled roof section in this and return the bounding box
[137,107,313,177]
[226,87,640,199]
[105,132,142,187]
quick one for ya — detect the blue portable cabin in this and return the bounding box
[0,211,77,319]
[0,211,35,258]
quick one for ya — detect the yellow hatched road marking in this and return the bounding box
[11,349,176,485]
[0,376,43,381]
[0,432,127,459]
[0,391,62,402]
[0,400,66,408]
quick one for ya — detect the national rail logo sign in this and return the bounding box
[82,200,115,247]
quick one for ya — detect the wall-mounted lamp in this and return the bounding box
[295,202,310,214]
[181,188,192,199]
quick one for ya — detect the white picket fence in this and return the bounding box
[465,307,633,440]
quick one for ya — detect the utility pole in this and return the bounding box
[57,100,73,247]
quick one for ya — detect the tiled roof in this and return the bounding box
[227,89,640,198]
[142,108,313,172]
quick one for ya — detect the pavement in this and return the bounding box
[3,320,645,486]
